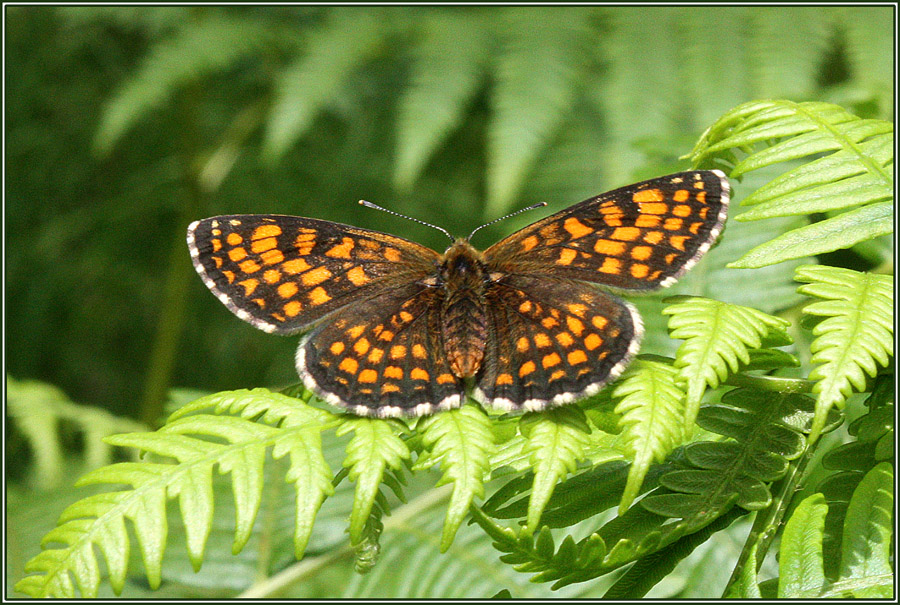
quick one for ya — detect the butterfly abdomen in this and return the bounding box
[440,240,489,378]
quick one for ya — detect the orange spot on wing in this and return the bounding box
[567,350,588,365]
[665,252,679,264]
[635,215,661,228]
[516,337,530,352]
[564,217,593,239]
[213,257,223,268]
[639,202,668,215]
[283,300,302,317]
[378,329,394,342]
[238,279,258,296]
[496,373,514,386]
[599,257,621,274]
[325,237,355,259]
[368,348,384,364]
[383,247,402,262]
[557,248,577,265]
[347,325,366,339]
[227,233,243,246]
[633,189,663,203]
[384,366,403,379]
[382,383,401,393]
[264,269,282,284]
[520,235,539,252]
[592,316,608,330]
[253,225,282,239]
[643,231,664,245]
[330,342,345,355]
[390,345,407,360]
[228,247,247,262]
[239,260,261,274]
[278,282,298,298]
[354,338,371,355]
[567,303,587,317]
[696,191,707,203]
[411,368,429,381]
[631,246,652,260]
[673,204,692,217]
[585,333,603,350]
[664,217,684,231]
[549,369,566,381]
[519,361,536,377]
[282,258,311,274]
[437,373,456,384]
[308,286,331,305]
[673,189,690,202]
[251,237,277,253]
[260,249,285,265]
[612,227,641,241]
[301,266,332,286]
[594,239,626,256]
[689,222,703,234]
[518,300,533,314]
[542,353,561,368]
[339,358,358,374]
[541,317,559,328]
[534,333,551,348]
[412,344,427,359]
[252,298,266,308]
[346,266,369,286]
[222,270,235,283]
[359,369,378,383]
[670,235,690,250]
[566,316,585,336]
[555,332,574,347]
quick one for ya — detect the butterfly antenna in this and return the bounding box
[466,202,548,241]
[359,200,455,243]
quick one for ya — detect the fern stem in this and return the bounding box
[238,484,452,597]
[724,373,816,394]
[140,85,207,426]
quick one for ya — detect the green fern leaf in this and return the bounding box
[664,296,792,431]
[795,265,894,441]
[610,359,685,513]
[518,406,593,535]
[839,462,894,597]
[413,405,495,551]
[777,493,828,598]
[688,100,893,268]
[336,417,411,545]
[394,13,489,191]
[263,11,386,161]
[486,8,595,215]
[94,15,277,154]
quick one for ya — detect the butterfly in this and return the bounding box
[187,170,729,417]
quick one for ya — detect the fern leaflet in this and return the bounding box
[795,265,893,441]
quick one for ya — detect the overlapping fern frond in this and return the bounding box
[794,265,893,441]
[687,100,894,268]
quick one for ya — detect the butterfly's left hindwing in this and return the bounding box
[187,215,440,334]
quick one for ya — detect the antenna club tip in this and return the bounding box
[358,199,368,206]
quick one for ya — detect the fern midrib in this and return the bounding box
[790,100,893,189]
[39,420,337,596]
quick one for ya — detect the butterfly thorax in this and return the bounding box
[438,239,490,378]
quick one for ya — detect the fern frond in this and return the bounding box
[6,377,146,487]
[610,359,685,513]
[393,13,489,191]
[687,100,894,268]
[517,406,593,535]
[486,8,596,216]
[795,265,893,441]
[94,15,278,154]
[663,296,793,431]
[777,463,894,598]
[263,10,386,161]
[777,493,829,597]
[412,405,495,551]
[14,390,336,598]
[336,417,411,546]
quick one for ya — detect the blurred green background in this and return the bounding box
[6,5,892,431]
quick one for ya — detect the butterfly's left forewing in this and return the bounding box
[188,215,440,334]
[484,170,729,290]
